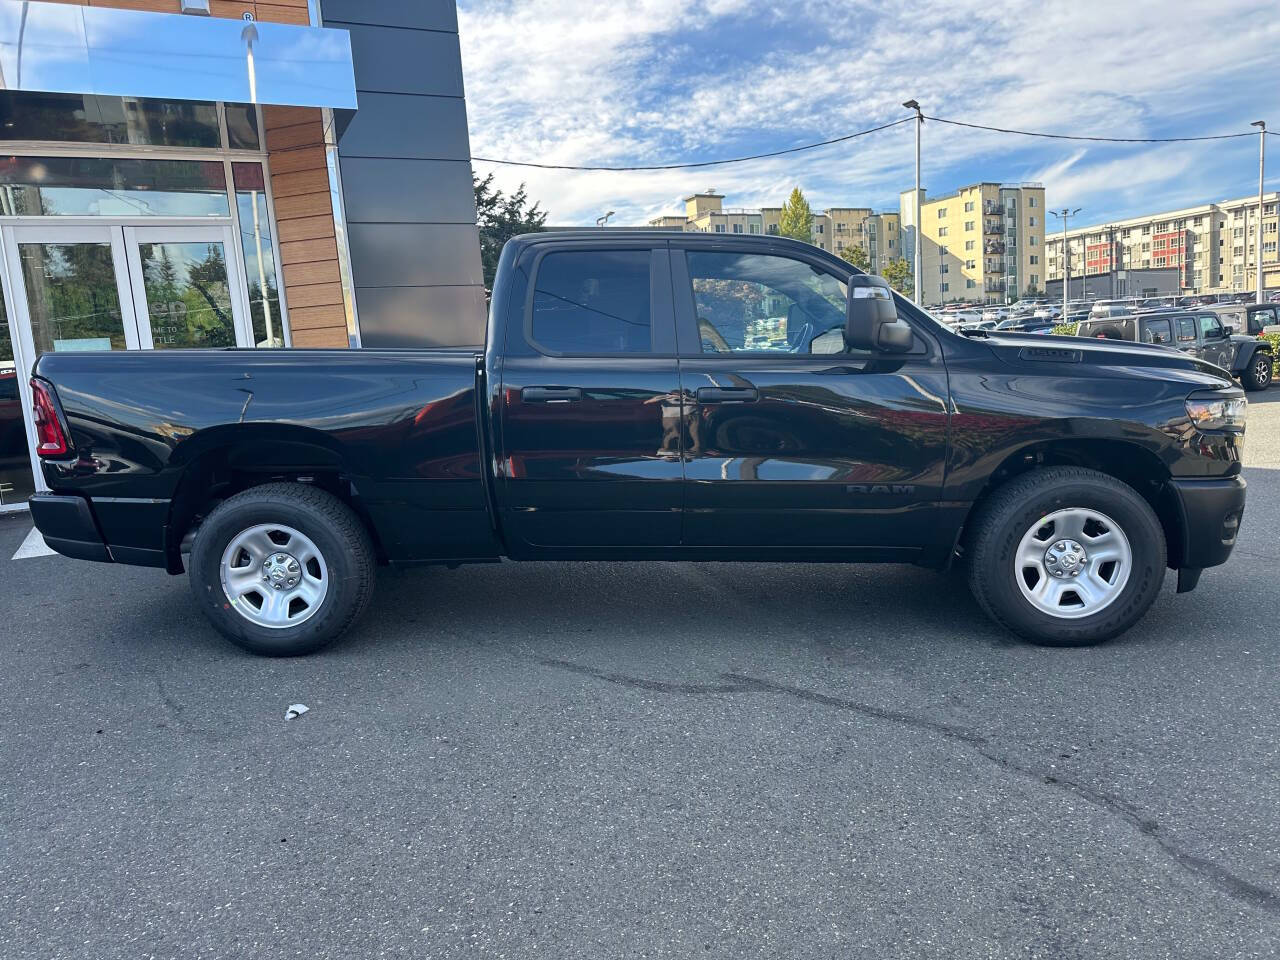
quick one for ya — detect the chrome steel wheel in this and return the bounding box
[219,523,329,629]
[1015,508,1132,620]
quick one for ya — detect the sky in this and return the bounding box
[456,0,1280,235]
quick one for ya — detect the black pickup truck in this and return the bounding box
[27,232,1246,655]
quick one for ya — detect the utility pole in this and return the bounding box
[1252,121,1266,303]
[1051,207,1081,319]
[903,100,923,306]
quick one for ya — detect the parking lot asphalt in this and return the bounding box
[2,399,1279,960]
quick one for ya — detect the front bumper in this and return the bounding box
[1166,475,1246,572]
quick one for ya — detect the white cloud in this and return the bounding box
[457,0,1280,226]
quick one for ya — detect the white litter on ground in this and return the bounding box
[11,527,56,560]
[285,703,309,720]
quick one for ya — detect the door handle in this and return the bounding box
[522,386,583,403]
[696,386,758,403]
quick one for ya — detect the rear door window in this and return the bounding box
[1177,317,1197,344]
[530,250,653,354]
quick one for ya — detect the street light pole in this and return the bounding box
[1051,207,1081,320]
[1252,121,1266,304]
[903,99,923,306]
[596,211,615,228]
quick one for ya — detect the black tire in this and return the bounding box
[966,467,1166,647]
[1241,351,1273,391]
[188,483,375,656]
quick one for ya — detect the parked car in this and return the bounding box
[28,232,1246,655]
[1076,311,1273,390]
[996,318,1054,335]
[1205,302,1280,337]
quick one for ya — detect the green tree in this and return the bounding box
[779,187,814,243]
[839,244,871,272]
[474,173,547,291]
[881,258,913,298]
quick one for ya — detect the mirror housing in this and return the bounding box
[845,274,912,352]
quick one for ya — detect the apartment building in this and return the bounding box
[1044,192,1280,296]
[899,182,1047,306]
[650,192,901,272]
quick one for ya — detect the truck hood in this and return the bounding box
[977,331,1235,386]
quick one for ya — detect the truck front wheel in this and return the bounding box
[188,483,375,656]
[966,467,1167,646]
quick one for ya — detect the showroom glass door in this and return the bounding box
[123,225,251,350]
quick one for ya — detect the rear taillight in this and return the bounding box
[30,378,69,457]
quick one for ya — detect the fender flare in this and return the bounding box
[1230,338,1271,374]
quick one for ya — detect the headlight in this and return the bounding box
[1185,393,1247,431]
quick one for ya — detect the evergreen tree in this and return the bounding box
[779,188,814,243]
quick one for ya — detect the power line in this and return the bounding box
[467,113,1267,172]
[924,115,1257,143]
[470,117,913,171]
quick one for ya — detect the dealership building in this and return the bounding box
[0,0,485,511]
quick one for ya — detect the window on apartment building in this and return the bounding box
[964,201,974,212]
[965,240,975,251]
[941,282,949,292]
[1030,255,1039,265]
[1028,235,1036,246]
[731,223,742,233]
[939,246,948,255]
[766,224,779,235]
[714,224,725,233]
[940,264,949,274]
[815,224,824,234]
[965,259,975,269]
[1030,274,1038,285]
[964,221,974,231]
[1267,222,1278,234]
[938,226,948,236]
[749,224,760,234]
[938,208,947,218]
[1234,210,1243,220]
[1029,216,1036,227]
[1266,241,1277,254]
[966,278,975,288]
[1267,204,1277,215]
[1234,227,1244,238]
[1142,225,1151,234]
[1029,196,1037,208]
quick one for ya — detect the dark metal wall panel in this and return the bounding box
[348,223,485,288]
[321,0,459,32]
[320,0,487,348]
[355,285,489,348]
[343,24,465,97]
[340,159,478,223]
[338,93,472,160]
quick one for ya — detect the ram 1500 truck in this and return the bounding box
[26,232,1247,655]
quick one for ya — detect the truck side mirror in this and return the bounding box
[845,274,911,352]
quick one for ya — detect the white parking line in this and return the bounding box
[11,526,56,560]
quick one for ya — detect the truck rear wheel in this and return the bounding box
[188,483,375,656]
[966,467,1166,646]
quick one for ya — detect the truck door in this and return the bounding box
[669,243,948,556]
[496,242,684,553]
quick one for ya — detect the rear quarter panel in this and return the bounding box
[35,348,496,562]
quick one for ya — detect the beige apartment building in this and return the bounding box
[650,192,901,273]
[899,182,1047,306]
[1044,192,1280,296]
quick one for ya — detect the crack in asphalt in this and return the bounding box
[533,655,1280,917]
